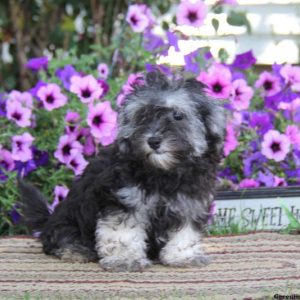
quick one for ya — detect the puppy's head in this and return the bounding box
[117,71,226,170]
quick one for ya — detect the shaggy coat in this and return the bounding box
[19,71,226,271]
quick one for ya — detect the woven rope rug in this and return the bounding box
[0,232,300,300]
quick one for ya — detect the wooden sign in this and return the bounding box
[212,187,300,230]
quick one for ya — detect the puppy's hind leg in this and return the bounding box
[95,212,151,272]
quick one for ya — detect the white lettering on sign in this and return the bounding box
[212,197,300,230]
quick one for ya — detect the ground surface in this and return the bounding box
[0,232,300,299]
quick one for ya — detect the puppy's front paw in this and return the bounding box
[99,257,151,272]
[161,252,211,268]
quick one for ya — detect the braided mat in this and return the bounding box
[0,233,300,300]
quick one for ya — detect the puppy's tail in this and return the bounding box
[18,179,50,233]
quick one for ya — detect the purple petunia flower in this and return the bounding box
[230,79,253,111]
[143,30,165,53]
[6,100,32,127]
[249,112,273,135]
[49,185,70,212]
[32,147,49,167]
[243,151,267,177]
[56,65,79,90]
[197,64,232,99]
[37,83,67,111]
[66,151,88,176]
[9,204,21,224]
[257,170,274,187]
[231,50,256,70]
[239,178,259,189]
[126,4,154,33]
[87,101,117,141]
[29,81,47,100]
[25,56,48,72]
[218,167,238,183]
[54,135,83,164]
[261,130,290,162]
[0,93,6,117]
[224,122,238,156]
[176,0,208,27]
[167,31,180,52]
[11,132,34,162]
[70,75,104,104]
[184,50,200,74]
[14,159,37,177]
[97,79,110,97]
[97,63,109,80]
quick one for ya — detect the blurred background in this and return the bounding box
[1,0,299,91]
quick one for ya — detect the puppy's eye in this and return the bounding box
[173,111,184,121]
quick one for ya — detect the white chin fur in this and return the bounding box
[148,152,177,170]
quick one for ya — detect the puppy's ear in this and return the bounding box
[146,71,169,89]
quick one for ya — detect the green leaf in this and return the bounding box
[212,18,219,33]
[227,11,252,33]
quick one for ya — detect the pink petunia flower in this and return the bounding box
[49,185,69,212]
[64,111,81,135]
[280,64,300,89]
[255,71,281,97]
[11,132,34,162]
[197,64,232,99]
[230,79,253,111]
[66,152,88,176]
[126,4,154,33]
[37,83,67,111]
[54,135,83,164]
[176,0,208,27]
[285,125,300,149]
[8,91,33,109]
[273,176,287,187]
[87,101,118,141]
[0,148,15,172]
[70,75,104,104]
[218,0,237,5]
[98,126,118,146]
[278,98,300,112]
[6,100,31,127]
[239,178,260,189]
[261,130,290,162]
[97,63,109,79]
[224,122,238,156]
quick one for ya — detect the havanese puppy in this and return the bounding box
[19,71,226,272]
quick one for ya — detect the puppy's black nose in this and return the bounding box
[147,136,162,150]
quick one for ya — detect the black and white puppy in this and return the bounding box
[19,71,226,272]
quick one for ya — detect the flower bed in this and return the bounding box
[1,0,300,234]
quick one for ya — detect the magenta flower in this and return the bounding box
[6,100,32,128]
[70,75,104,104]
[218,0,237,5]
[126,4,154,33]
[11,132,34,162]
[54,135,83,164]
[197,64,232,99]
[224,122,238,156]
[87,101,118,141]
[97,63,109,79]
[25,56,48,72]
[255,71,281,97]
[49,185,69,212]
[98,126,118,146]
[261,130,290,162]
[37,83,67,111]
[280,64,300,89]
[66,152,88,176]
[285,125,300,149]
[176,0,208,27]
[9,91,33,109]
[239,179,259,189]
[230,79,253,111]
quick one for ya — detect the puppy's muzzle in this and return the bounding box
[147,136,162,150]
